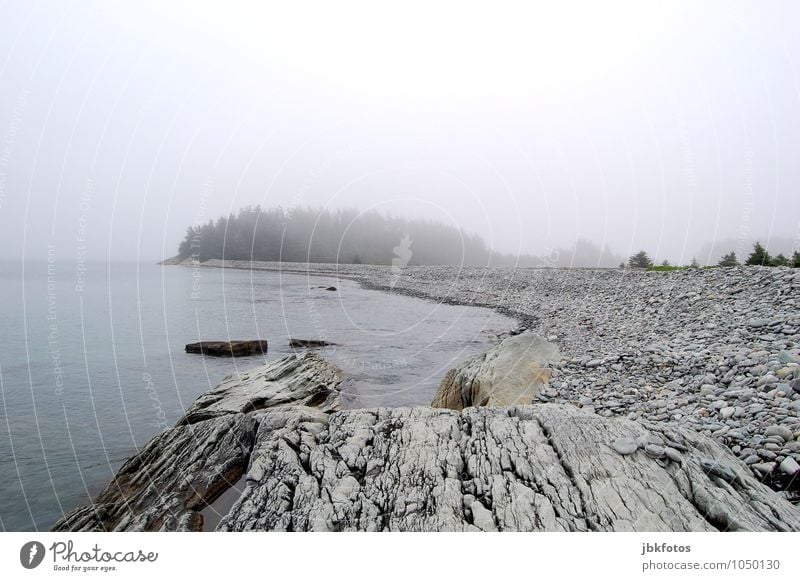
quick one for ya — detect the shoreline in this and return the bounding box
[54,336,800,531]
[179,258,541,328]
[48,262,800,530]
[167,258,800,498]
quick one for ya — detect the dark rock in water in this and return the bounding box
[289,338,335,349]
[324,286,337,291]
[185,340,268,357]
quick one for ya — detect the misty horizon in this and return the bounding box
[166,203,798,268]
[1,2,799,265]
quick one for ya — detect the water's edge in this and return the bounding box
[186,259,534,330]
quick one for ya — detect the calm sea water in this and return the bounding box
[0,261,514,531]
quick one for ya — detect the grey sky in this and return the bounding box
[0,1,798,264]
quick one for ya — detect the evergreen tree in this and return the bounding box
[793,251,800,268]
[661,259,670,267]
[717,251,738,267]
[628,250,653,269]
[690,257,699,268]
[177,227,197,258]
[772,253,789,267]
[745,242,771,266]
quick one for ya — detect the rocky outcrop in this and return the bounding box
[432,332,560,410]
[157,255,189,265]
[52,353,344,532]
[53,347,800,532]
[217,404,800,532]
[180,352,344,423]
[185,340,269,357]
[52,414,257,532]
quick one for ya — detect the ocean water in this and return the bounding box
[0,261,514,531]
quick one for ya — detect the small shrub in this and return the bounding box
[717,251,738,267]
[772,253,789,267]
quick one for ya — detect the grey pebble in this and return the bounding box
[612,438,638,455]
[644,443,666,459]
[779,457,800,476]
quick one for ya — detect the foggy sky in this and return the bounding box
[0,1,798,265]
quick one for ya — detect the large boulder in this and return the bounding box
[432,332,560,410]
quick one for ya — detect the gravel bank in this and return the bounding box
[195,260,800,499]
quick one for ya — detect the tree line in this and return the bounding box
[625,242,800,269]
[176,207,798,269]
[177,206,631,267]
[177,206,496,265]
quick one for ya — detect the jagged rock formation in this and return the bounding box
[51,414,257,532]
[180,352,344,423]
[185,340,269,357]
[53,350,800,532]
[432,332,560,410]
[216,404,800,532]
[52,353,343,532]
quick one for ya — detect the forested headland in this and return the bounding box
[177,206,497,265]
[175,206,627,267]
